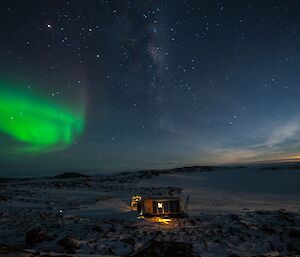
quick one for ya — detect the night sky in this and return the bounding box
[1,1,300,177]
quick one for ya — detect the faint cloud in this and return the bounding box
[202,119,300,165]
[208,147,262,164]
[266,121,299,147]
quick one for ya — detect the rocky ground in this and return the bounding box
[0,165,300,256]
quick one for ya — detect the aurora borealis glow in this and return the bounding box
[0,80,85,154]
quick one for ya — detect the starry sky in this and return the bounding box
[1,0,300,177]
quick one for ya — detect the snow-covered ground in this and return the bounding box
[0,164,300,256]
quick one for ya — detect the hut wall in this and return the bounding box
[142,199,154,215]
[142,198,181,216]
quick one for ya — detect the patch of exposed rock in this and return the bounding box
[54,172,89,179]
[57,236,80,254]
[25,228,53,246]
[131,241,199,257]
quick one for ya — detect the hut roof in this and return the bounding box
[142,196,180,200]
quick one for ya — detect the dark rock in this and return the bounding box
[131,241,199,257]
[93,225,103,233]
[25,228,52,246]
[109,227,116,232]
[154,231,163,237]
[190,219,196,226]
[57,236,80,254]
[286,243,300,253]
[0,195,7,202]
[230,214,240,221]
[278,212,296,225]
[121,236,135,245]
[288,229,300,238]
[228,254,240,257]
[260,225,277,235]
[54,172,88,179]
[256,210,271,215]
[228,226,242,234]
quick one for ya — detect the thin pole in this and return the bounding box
[183,194,190,215]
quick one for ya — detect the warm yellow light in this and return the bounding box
[137,216,172,225]
[157,202,163,208]
[287,155,300,160]
[130,195,142,211]
[158,217,172,225]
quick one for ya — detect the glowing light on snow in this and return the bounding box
[0,79,85,154]
[157,217,172,225]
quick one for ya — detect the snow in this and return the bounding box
[0,164,300,256]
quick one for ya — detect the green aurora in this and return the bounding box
[0,80,85,154]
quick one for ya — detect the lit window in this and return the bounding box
[157,202,163,208]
